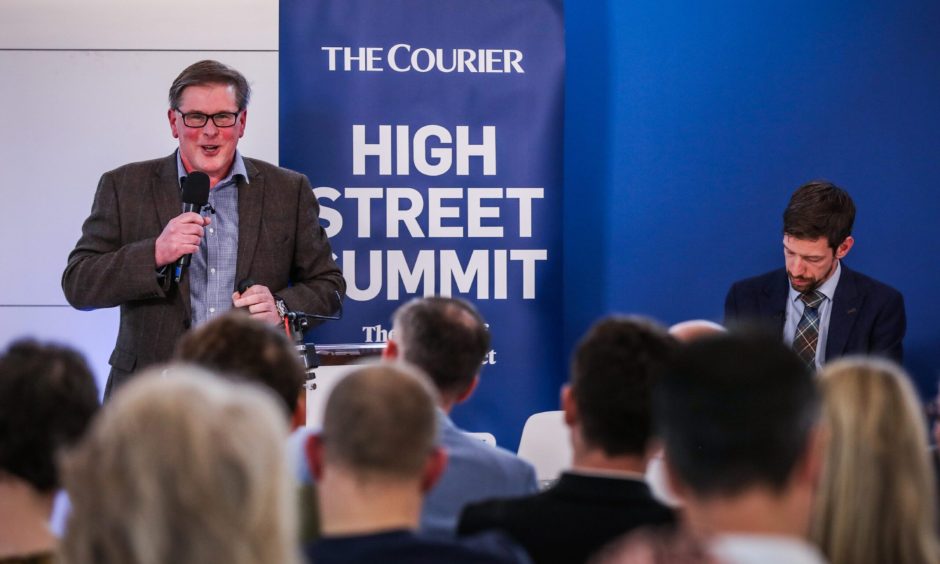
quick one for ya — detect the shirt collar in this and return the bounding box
[788,260,842,303]
[175,149,249,188]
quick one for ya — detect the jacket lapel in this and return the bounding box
[235,159,264,284]
[152,154,193,317]
[761,269,790,335]
[153,153,182,235]
[826,264,860,360]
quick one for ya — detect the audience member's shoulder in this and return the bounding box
[309,530,530,564]
[448,429,535,478]
[458,493,534,533]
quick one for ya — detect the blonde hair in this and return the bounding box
[811,357,939,564]
[60,365,299,564]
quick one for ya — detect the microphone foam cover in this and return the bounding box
[181,171,211,206]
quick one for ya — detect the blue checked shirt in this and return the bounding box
[177,150,247,327]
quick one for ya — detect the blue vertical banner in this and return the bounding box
[280,0,565,447]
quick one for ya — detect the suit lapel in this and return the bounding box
[153,153,182,235]
[152,154,193,317]
[761,269,790,335]
[826,264,860,360]
[236,159,264,284]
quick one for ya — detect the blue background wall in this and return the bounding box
[564,1,940,397]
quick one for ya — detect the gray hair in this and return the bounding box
[61,364,298,564]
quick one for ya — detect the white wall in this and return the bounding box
[0,0,279,396]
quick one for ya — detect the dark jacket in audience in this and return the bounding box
[306,529,531,564]
[458,471,676,564]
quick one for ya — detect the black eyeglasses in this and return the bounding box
[175,109,241,128]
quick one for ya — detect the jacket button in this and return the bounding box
[183,319,191,329]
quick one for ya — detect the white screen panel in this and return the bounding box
[0,0,277,51]
[0,307,119,398]
[0,51,278,305]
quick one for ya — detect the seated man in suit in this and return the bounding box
[725,180,905,368]
[304,364,530,564]
[384,297,538,537]
[458,316,678,564]
[652,333,826,563]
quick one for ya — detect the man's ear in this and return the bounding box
[454,374,479,404]
[419,447,448,493]
[561,384,577,427]
[168,108,180,139]
[795,424,827,490]
[662,451,689,502]
[383,338,399,361]
[290,390,307,430]
[305,433,326,481]
[835,236,854,259]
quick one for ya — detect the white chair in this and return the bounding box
[517,410,572,485]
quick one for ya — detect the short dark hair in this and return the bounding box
[571,316,677,456]
[169,60,251,111]
[175,312,305,417]
[321,364,438,479]
[392,297,490,398]
[783,181,855,250]
[653,333,820,497]
[0,340,99,492]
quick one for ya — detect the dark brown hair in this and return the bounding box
[571,316,677,456]
[0,339,99,492]
[175,312,304,417]
[783,180,855,249]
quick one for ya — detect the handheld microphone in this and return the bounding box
[174,171,211,284]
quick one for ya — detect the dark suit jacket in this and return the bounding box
[307,530,531,564]
[724,264,905,362]
[62,154,345,395]
[457,472,676,564]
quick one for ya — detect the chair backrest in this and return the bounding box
[517,410,572,484]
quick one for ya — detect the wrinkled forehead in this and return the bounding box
[176,82,239,109]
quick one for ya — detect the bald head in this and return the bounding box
[668,319,726,344]
[320,364,439,480]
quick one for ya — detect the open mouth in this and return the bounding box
[201,145,220,154]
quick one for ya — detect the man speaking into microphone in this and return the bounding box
[63,60,345,397]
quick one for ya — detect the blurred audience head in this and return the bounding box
[61,364,297,564]
[811,357,939,564]
[310,363,442,485]
[175,311,305,420]
[566,316,677,460]
[0,339,99,493]
[387,296,490,406]
[653,333,820,501]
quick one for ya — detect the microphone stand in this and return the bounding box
[283,291,343,391]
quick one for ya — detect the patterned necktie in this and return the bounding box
[793,290,826,368]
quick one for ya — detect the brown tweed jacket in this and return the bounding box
[62,153,345,396]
